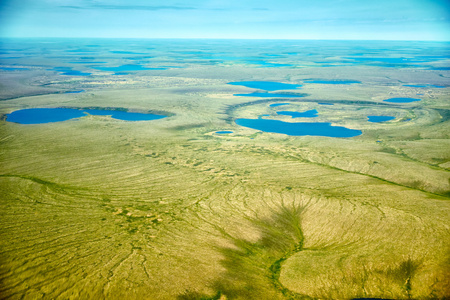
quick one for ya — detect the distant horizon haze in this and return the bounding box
[0,0,449,41]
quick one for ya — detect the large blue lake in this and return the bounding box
[6,108,167,124]
[228,81,302,91]
[235,118,362,138]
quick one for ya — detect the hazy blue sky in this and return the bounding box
[1,0,449,40]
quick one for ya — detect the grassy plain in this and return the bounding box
[0,40,449,299]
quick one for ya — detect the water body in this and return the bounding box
[427,67,450,70]
[234,92,305,98]
[94,64,167,72]
[367,116,395,123]
[383,98,421,103]
[403,84,446,88]
[235,118,362,138]
[215,131,233,134]
[277,109,318,118]
[0,67,29,71]
[269,103,290,107]
[319,103,334,105]
[228,81,302,91]
[64,90,85,94]
[6,108,167,124]
[304,79,361,84]
[110,51,147,55]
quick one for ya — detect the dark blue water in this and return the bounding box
[403,84,445,88]
[94,64,167,72]
[304,79,361,84]
[64,90,85,94]
[235,118,362,138]
[269,103,290,107]
[215,131,233,134]
[383,97,421,103]
[0,67,29,71]
[6,108,167,124]
[228,81,302,91]
[368,116,395,123]
[277,109,318,118]
[234,92,305,98]
[6,108,86,124]
[318,103,334,105]
[427,67,450,70]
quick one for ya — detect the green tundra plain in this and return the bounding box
[0,39,449,299]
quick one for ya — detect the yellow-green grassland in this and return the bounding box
[0,40,449,299]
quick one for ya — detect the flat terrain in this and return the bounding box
[0,39,449,299]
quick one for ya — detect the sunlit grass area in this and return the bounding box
[0,39,449,299]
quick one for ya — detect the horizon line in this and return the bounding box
[1,36,449,42]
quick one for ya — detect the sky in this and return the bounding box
[0,0,449,40]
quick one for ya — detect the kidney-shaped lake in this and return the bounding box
[6,108,167,124]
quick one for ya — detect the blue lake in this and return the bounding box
[368,116,395,123]
[383,98,421,103]
[269,103,290,107]
[234,92,305,98]
[0,67,29,71]
[215,131,233,134]
[6,108,167,124]
[64,90,85,94]
[427,67,450,70]
[110,51,147,55]
[304,79,361,84]
[228,81,302,91]
[403,84,445,88]
[235,118,362,138]
[277,109,318,118]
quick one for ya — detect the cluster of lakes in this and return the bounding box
[6,108,167,124]
[5,80,421,139]
[225,81,412,138]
